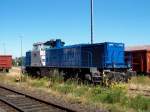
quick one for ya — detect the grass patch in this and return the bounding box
[88,86,127,104]
[128,95,150,112]
[73,86,89,97]
[129,76,150,86]
[29,78,47,87]
[0,72,150,112]
[54,84,74,94]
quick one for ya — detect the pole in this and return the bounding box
[90,0,94,44]
[20,36,23,71]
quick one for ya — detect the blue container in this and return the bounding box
[46,42,126,69]
[25,51,31,66]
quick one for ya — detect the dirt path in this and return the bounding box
[6,67,21,77]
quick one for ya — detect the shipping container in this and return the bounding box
[46,42,126,69]
[0,55,12,72]
[125,49,150,75]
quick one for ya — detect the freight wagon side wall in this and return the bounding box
[146,51,150,74]
[126,50,148,74]
[133,51,146,73]
[0,55,12,69]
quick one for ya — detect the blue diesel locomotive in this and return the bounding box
[24,39,134,84]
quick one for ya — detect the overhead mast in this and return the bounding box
[90,0,94,44]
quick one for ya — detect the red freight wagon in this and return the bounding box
[0,55,12,72]
[126,46,150,75]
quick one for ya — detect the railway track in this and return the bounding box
[0,85,76,112]
[0,100,19,112]
[129,88,150,97]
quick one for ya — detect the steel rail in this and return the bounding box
[0,85,76,112]
[129,88,150,97]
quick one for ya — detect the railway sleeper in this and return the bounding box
[22,107,52,111]
[16,102,42,106]
[17,104,43,108]
[10,100,37,105]
[21,105,49,110]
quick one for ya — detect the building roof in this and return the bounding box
[126,45,150,51]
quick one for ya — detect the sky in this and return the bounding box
[0,0,150,57]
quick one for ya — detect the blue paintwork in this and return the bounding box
[55,39,64,48]
[46,42,127,69]
[25,51,31,66]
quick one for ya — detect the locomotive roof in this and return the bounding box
[46,42,124,50]
[64,42,123,47]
